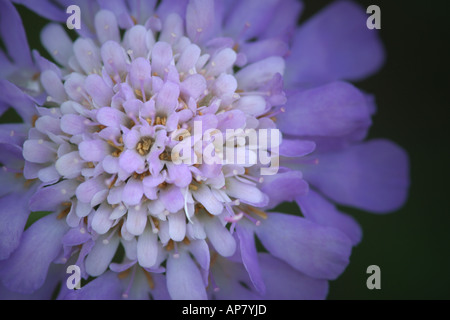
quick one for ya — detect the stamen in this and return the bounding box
[234,175,258,186]
[107,139,124,151]
[143,269,155,290]
[136,136,153,156]
[258,106,286,119]
[236,22,251,41]
[209,272,220,293]
[166,239,174,251]
[122,265,137,299]
[224,211,244,223]
[244,213,261,226]
[183,187,194,224]
[229,222,236,234]
[1,166,22,174]
[118,268,131,279]
[108,175,118,189]
[31,114,39,127]
[173,242,180,259]
[149,216,159,234]
[247,206,268,220]
[102,226,118,245]
[57,202,72,220]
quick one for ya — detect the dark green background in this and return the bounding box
[301,0,450,300]
[2,0,449,300]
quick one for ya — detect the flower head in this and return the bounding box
[0,0,409,300]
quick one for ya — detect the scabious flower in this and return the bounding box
[0,0,409,300]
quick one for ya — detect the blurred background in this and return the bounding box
[2,0,449,299]
[301,0,450,299]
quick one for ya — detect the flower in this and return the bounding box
[0,0,409,300]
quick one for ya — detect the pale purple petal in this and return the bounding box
[137,227,159,268]
[122,178,144,206]
[119,149,145,174]
[85,234,120,277]
[55,151,84,179]
[166,251,207,300]
[84,73,114,107]
[29,180,78,212]
[126,205,147,236]
[192,185,223,215]
[95,10,120,44]
[235,57,284,91]
[91,203,114,235]
[203,217,236,257]
[159,185,184,213]
[76,176,106,204]
[226,178,268,207]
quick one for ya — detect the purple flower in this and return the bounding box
[0,0,409,300]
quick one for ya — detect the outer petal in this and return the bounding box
[236,223,265,294]
[0,213,69,294]
[0,80,36,123]
[211,257,260,300]
[255,213,352,280]
[285,0,385,86]
[259,169,309,209]
[0,263,63,300]
[258,253,328,300]
[224,0,279,41]
[12,0,66,22]
[166,251,207,300]
[297,190,362,246]
[302,139,410,213]
[63,271,122,300]
[260,0,303,41]
[278,82,372,138]
[0,0,32,67]
[29,180,78,212]
[0,192,31,260]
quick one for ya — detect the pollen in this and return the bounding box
[136,136,153,156]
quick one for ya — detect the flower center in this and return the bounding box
[136,137,153,156]
[22,10,286,278]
